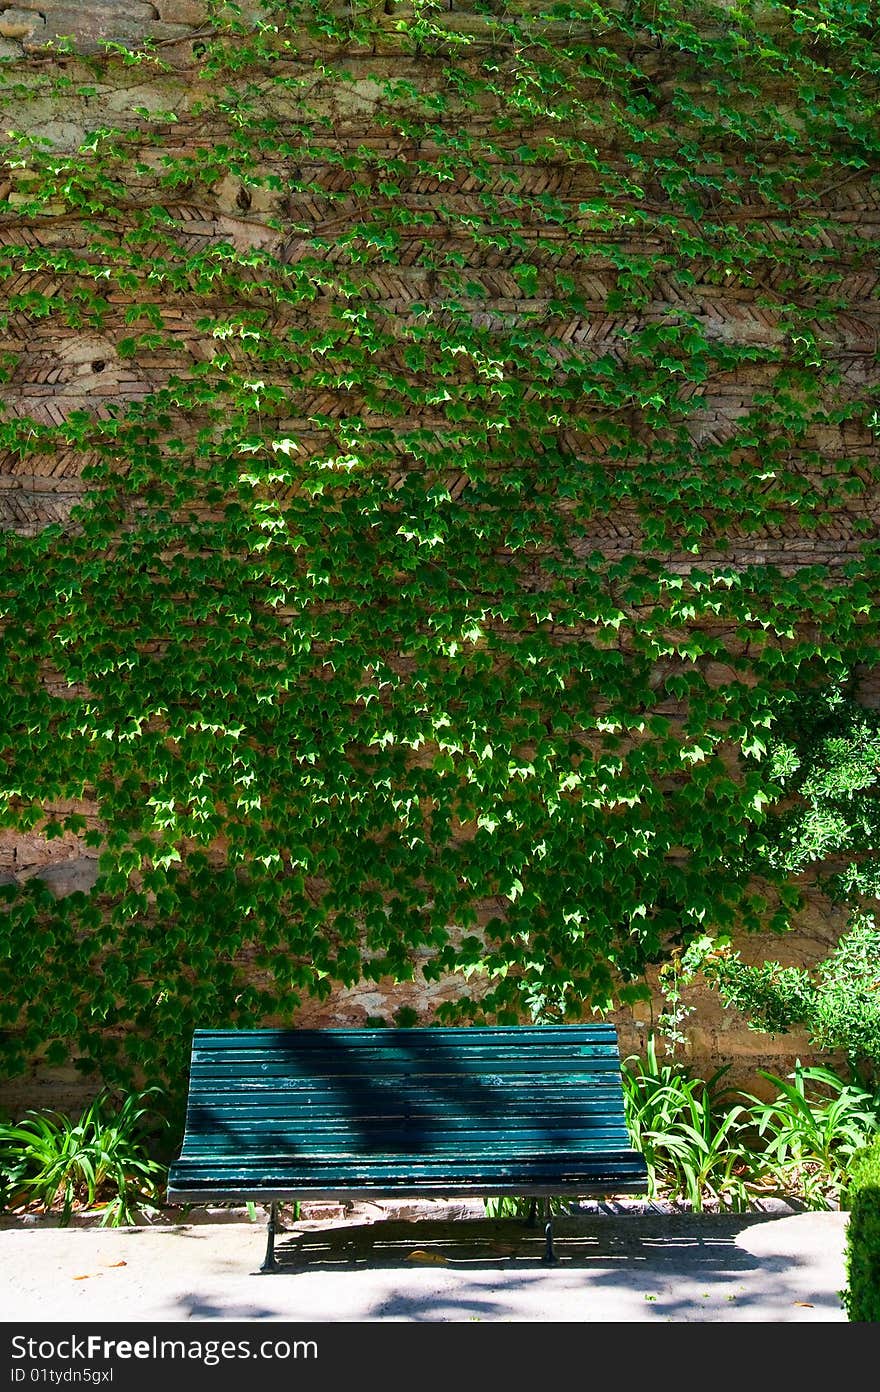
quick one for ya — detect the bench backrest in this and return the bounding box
[168,1023,647,1202]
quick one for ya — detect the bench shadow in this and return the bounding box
[155,1212,846,1323]
[266,1213,775,1274]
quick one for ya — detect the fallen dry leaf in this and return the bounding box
[72,1275,92,1281]
[405,1249,448,1265]
[103,1261,127,1268]
[793,1302,813,1308]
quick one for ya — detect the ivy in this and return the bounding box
[0,0,877,1095]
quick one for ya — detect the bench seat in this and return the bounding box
[167,1023,648,1264]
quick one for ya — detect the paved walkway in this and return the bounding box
[0,1206,850,1322]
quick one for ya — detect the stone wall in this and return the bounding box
[0,1,210,56]
[0,0,876,1112]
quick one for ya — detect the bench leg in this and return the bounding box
[542,1199,556,1264]
[260,1202,279,1273]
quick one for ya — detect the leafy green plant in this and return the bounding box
[743,688,880,902]
[483,1195,570,1218]
[0,1089,168,1226]
[701,915,880,1090]
[842,1134,880,1322]
[741,1063,879,1208]
[691,689,880,1089]
[655,936,715,1054]
[623,1046,879,1212]
[244,1198,300,1223]
[621,1038,753,1212]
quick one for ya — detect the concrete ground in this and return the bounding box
[0,1202,851,1322]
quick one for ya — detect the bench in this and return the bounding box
[167,1023,648,1268]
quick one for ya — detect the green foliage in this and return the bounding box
[0,1,877,1090]
[694,687,880,1087]
[842,1134,880,1322]
[621,1042,878,1211]
[654,935,715,1052]
[742,687,880,901]
[701,914,880,1087]
[742,1063,878,1207]
[483,1195,569,1218]
[0,1089,168,1226]
[621,1037,753,1211]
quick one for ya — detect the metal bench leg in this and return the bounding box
[542,1198,556,1264]
[260,1202,279,1273]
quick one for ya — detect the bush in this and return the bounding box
[842,1135,880,1322]
[742,1063,878,1209]
[621,1037,753,1212]
[621,1040,879,1212]
[700,914,880,1090]
[0,1089,169,1226]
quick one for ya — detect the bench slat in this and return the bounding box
[185,1081,624,1099]
[182,1102,628,1122]
[169,1156,649,1201]
[172,1156,648,1174]
[188,1063,622,1080]
[178,1129,635,1151]
[189,1025,620,1046]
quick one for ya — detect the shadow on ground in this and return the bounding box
[266,1213,776,1273]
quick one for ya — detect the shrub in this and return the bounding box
[621,1041,879,1213]
[842,1135,880,1323]
[701,915,880,1090]
[0,1089,168,1226]
[742,1063,879,1209]
[621,1037,753,1212]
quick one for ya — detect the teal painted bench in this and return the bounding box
[167,1023,647,1268]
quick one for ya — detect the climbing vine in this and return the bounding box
[0,0,877,1093]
